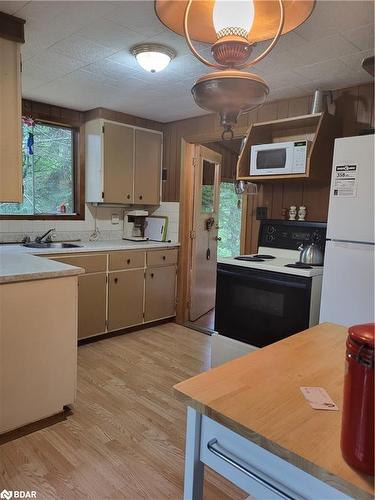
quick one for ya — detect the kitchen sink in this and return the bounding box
[23,242,82,249]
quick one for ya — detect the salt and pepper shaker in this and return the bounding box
[288,205,297,220]
[298,206,307,221]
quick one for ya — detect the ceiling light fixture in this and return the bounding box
[132,43,176,73]
[155,0,315,139]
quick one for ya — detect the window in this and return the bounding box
[217,182,242,257]
[0,121,76,216]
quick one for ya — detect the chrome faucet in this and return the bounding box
[35,228,56,243]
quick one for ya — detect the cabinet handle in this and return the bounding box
[139,195,143,200]
[127,258,131,264]
[162,255,166,260]
[127,194,131,200]
[114,277,118,284]
[207,439,293,499]
[150,273,154,278]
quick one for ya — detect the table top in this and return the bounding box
[174,323,374,499]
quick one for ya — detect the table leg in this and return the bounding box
[184,406,204,500]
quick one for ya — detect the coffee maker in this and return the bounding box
[123,210,149,241]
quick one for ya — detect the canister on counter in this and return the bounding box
[341,323,374,475]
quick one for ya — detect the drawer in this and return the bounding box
[147,249,178,267]
[49,253,107,274]
[109,251,145,271]
[200,416,348,499]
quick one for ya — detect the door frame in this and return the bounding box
[176,132,249,325]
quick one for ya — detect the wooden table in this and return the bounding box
[174,323,374,499]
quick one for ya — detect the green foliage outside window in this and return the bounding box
[218,182,242,257]
[0,122,75,216]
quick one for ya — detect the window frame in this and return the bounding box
[0,118,85,220]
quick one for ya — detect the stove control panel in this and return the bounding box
[259,220,327,251]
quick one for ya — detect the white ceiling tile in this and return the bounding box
[77,19,144,50]
[340,49,374,71]
[0,1,28,15]
[15,0,375,123]
[342,23,375,51]
[293,59,350,81]
[104,1,166,36]
[296,1,374,41]
[48,35,117,63]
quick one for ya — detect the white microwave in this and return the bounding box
[250,140,309,176]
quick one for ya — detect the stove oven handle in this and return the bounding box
[217,268,309,289]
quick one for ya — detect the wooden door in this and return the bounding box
[78,273,107,339]
[0,39,22,202]
[108,269,144,331]
[189,145,221,321]
[145,266,176,322]
[103,122,134,203]
[134,129,162,205]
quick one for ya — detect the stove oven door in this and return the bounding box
[215,264,312,348]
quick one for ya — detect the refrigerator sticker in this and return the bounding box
[332,164,358,197]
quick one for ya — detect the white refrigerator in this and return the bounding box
[320,134,375,326]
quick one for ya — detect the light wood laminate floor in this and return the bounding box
[0,323,246,499]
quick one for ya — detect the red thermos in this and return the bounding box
[341,323,374,475]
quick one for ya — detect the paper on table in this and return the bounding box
[300,386,339,411]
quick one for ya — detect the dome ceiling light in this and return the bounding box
[132,43,176,73]
[155,0,315,139]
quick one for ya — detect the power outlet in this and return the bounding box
[256,206,268,220]
[111,213,120,225]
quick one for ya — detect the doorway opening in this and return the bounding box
[185,138,245,335]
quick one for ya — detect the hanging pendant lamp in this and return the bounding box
[155,0,315,139]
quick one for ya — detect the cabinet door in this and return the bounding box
[78,273,107,339]
[103,122,134,203]
[108,269,144,331]
[134,129,162,205]
[145,266,176,322]
[0,39,22,202]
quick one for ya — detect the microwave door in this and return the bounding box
[250,144,293,176]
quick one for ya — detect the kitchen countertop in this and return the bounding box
[174,322,374,499]
[0,240,179,284]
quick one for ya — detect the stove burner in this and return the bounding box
[285,262,313,269]
[253,254,276,260]
[235,256,265,262]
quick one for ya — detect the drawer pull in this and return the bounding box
[162,255,166,260]
[114,278,118,284]
[127,259,131,264]
[127,194,131,200]
[150,273,154,278]
[207,439,293,499]
[139,195,143,200]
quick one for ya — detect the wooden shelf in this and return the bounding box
[237,112,341,183]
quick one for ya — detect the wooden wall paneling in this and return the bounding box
[335,86,359,137]
[270,184,284,219]
[288,96,310,117]
[302,183,330,221]
[277,100,289,119]
[356,84,374,133]
[257,102,279,122]
[282,182,304,213]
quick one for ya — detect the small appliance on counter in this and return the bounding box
[123,210,149,241]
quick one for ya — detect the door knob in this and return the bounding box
[215,236,222,241]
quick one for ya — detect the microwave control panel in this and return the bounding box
[292,141,308,173]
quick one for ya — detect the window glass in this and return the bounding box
[0,122,75,216]
[218,182,242,257]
